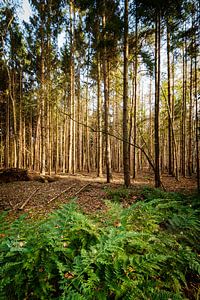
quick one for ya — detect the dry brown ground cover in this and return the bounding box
[0,171,198,220]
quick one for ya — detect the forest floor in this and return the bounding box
[0,171,198,220]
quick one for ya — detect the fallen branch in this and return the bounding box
[19,188,40,210]
[74,183,90,196]
[47,184,75,204]
[8,200,14,209]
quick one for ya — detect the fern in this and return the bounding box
[0,189,199,299]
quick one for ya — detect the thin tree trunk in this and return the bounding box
[181,39,187,177]
[30,111,33,170]
[22,116,26,168]
[188,57,193,176]
[154,13,161,188]
[102,6,112,183]
[72,9,76,174]
[97,54,103,177]
[77,55,81,171]
[5,95,10,168]
[133,1,138,179]
[40,4,46,176]
[68,1,75,173]
[17,68,23,168]
[194,46,200,192]
[123,0,130,186]
[62,95,67,173]
[55,107,59,174]
[86,75,90,173]
[167,23,172,175]
[149,77,153,170]
[10,70,17,168]
[34,90,41,172]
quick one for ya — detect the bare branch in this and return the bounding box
[47,184,76,204]
[74,183,90,196]
[19,188,40,210]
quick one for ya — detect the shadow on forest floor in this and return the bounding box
[0,171,197,220]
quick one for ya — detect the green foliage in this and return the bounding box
[105,187,133,202]
[0,190,200,299]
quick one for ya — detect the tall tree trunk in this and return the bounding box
[97,54,103,177]
[123,0,130,186]
[171,54,175,175]
[77,55,81,171]
[2,30,16,168]
[22,116,26,168]
[5,95,10,168]
[181,39,187,177]
[72,12,76,174]
[149,77,153,170]
[10,70,17,168]
[62,112,66,173]
[68,1,75,173]
[29,111,33,170]
[34,102,41,172]
[55,107,59,174]
[188,57,193,176]
[85,74,90,173]
[133,1,138,179]
[17,68,23,168]
[102,6,112,183]
[154,13,161,188]
[194,45,199,192]
[167,23,172,175]
[46,32,51,176]
[40,4,46,176]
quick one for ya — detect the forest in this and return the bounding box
[0,0,199,188]
[0,0,200,299]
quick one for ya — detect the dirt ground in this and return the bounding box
[0,172,198,220]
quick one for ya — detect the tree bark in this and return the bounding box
[194,45,200,192]
[68,1,75,174]
[123,0,130,187]
[5,95,10,168]
[188,57,193,176]
[154,13,161,188]
[40,3,46,176]
[102,5,112,183]
[97,54,103,177]
[181,38,187,177]
[133,1,138,179]
[167,23,172,175]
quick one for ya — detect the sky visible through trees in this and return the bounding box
[0,0,199,190]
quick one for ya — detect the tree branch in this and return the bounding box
[57,106,156,172]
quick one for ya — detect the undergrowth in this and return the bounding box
[0,188,200,300]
